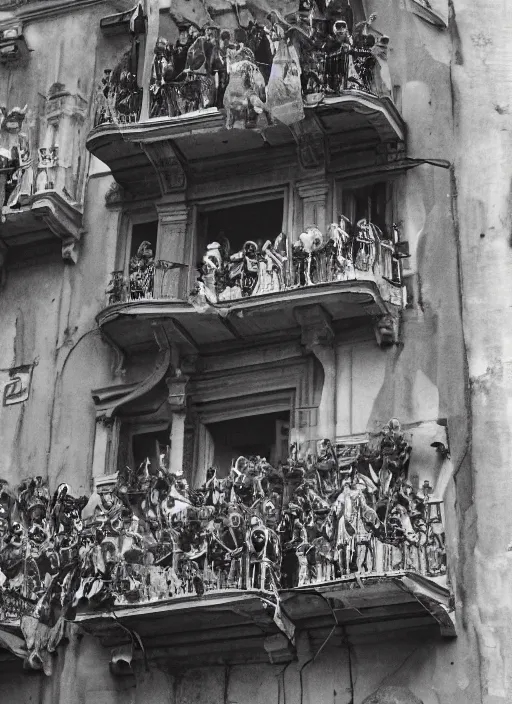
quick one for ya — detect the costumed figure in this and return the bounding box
[149,37,174,118]
[247,518,280,590]
[179,24,219,113]
[106,270,127,305]
[227,240,260,297]
[296,226,324,285]
[253,232,288,295]
[108,47,143,123]
[353,219,381,272]
[129,241,155,300]
[349,14,377,92]
[370,35,392,98]
[325,214,353,281]
[0,105,32,210]
[323,19,352,93]
[224,30,270,130]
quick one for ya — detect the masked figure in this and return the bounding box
[228,241,260,297]
[353,219,380,272]
[129,241,155,300]
[224,39,270,130]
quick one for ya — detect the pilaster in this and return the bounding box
[155,201,190,299]
[295,304,336,441]
[91,415,120,480]
[296,179,330,234]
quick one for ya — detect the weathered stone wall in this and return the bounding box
[0,629,466,704]
[447,1,512,702]
[0,172,120,491]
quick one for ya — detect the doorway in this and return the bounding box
[206,410,290,477]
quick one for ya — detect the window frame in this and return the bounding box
[116,205,159,278]
[188,184,292,284]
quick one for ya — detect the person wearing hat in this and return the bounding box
[174,23,192,78]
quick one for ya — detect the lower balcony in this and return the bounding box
[0,421,452,670]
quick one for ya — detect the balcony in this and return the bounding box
[86,19,406,195]
[0,421,452,670]
[0,86,87,262]
[98,220,405,353]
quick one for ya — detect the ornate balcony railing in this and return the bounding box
[104,219,404,309]
[105,258,182,304]
[0,419,446,629]
[196,219,402,306]
[93,13,392,130]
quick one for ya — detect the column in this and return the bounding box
[295,304,336,442]
[296,180,330,233]
[91,416,120,480]
[155,201,189,299]
[169,412,186,476]
[167,362,193,475]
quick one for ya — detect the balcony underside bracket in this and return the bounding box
[289,112,326,172]
[140,140,187,196]
[92,323,171,420]
[2,190,83,263]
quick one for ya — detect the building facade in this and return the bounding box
[0,1,510,703]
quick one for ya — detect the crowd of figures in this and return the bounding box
[105,217,401,306]
[95,1,391,130]
[0,104,63,210]
[196,217,400,304]
[0,419,445,626]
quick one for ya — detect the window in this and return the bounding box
[341,181,389,234]
[206,410,290,477]
[117,423,171,474]
[108,219,159,304]
[129,220,158,261]
[197,197,285,267]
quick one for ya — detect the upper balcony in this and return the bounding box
[86,11,406,195]
[0,421,453,671]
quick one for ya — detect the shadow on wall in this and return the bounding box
[362,686,424,703]
[366,167,467,456]
[48,328,114,493]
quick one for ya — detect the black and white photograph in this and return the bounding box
[0,1,509,702]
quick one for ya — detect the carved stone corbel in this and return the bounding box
[289,112,326,171]
[141,140,187,196]
[92,324,171,420]
[295,304,336,441]
[61,236,80,264]
[373,311,400,347]
[0,22,30,64]
[104,182,125,208]
[31,191,82,263]
[166,373,190,412]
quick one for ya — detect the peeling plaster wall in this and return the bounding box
[0,631,469,704]
[447,2,512,703]
[0,173,120,492]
